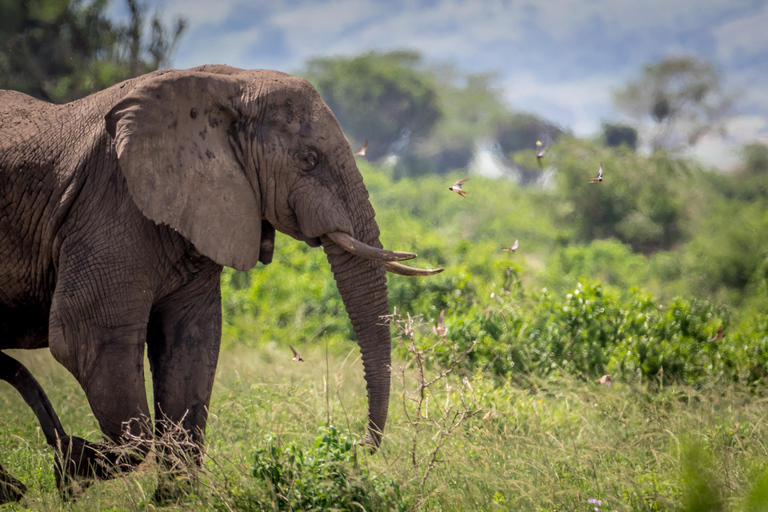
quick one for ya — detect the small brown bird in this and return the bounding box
[536,140,548,169]
[353,140,368,156]
[502,240,518,253]
[709,326,724,342]
[289,345,304,362]
[589,162,604,183]
[448,178,469,197]
[596,374,612,387]
[433,309,447,338]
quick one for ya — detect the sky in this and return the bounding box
[110,0,768,170]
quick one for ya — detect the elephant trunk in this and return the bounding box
[325,248,390,449]
[323,154,391,449]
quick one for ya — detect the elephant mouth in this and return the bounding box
[323,231,443,277]
[302,235,323,248]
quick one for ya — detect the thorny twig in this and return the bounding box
[387,310,482,498]
[118,412,253,510]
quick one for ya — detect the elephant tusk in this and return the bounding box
[383,261,444,276]
[326,231,416,262]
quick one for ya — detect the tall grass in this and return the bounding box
[3,340,768,511]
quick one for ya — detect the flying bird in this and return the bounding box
[589,162,604,183]
[448,178,470,197]
[596,374,612,387]
[353,140,368,157]
[536,140,549,169]
[709,326,724,342]
[289,345,304,362]
[433,309,447,339]
[502,240,518,253]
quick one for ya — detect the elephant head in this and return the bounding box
[104,65,440,449]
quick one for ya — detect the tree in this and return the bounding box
[303,51,566,177]
[740,143,768,179]
[494,111,563,157]
[0,0,185,103]
[411,69,563,176]
[303,50,442,161]
[602,123,637,150]
[412,69,507,173]
[736,143,768,200]
[612,56,732,151]
[553,138,685,253]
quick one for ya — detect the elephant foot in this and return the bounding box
[0,466,27,504]
[54,435,146,501]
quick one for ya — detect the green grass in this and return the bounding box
[3,341,768,511]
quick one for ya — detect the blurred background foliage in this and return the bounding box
[0,0,185,102]
[1,0,767,388]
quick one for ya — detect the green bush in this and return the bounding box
[407,280,751,387]
[219,157,768,390]
[246,426,409,511]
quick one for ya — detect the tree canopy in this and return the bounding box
[0,0,185,103]
[612,55,732,151]
[303,52,562,176]
[303,50,442,161]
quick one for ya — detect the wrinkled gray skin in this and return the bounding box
[0,65,409,502]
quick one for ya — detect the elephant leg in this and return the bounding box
[146,267,222,502]
[0,351,67,446]
[0,350,67,504]
[0,462,26,505]
[48,257,155,499]
[1,344,145,501]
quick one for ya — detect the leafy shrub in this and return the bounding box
[218,161,768,390]
[409,280,748,387]
[248,426,409,511]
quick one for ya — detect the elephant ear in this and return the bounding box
[105,71,262,271]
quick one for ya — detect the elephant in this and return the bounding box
[0,64,441,503]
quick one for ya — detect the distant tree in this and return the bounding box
[553,138,685,253]
[740,143,768,177]
[399,68,563,176]
[602,123,637,150]
[612,56,732,151]
[406,73,563,177]
[494,112,563,157]
[413,69,507,173]
[0,0,186,103]
[737,143,768,200]
[303,51,563,176]
[303,50,442,161]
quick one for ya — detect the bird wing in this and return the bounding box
[512,239,518,251]
[453,178,470,187]
[437,309,445,329]
[289,345,299,357]
[354,140,368,156]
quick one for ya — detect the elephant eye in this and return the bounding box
[298,148,319,171]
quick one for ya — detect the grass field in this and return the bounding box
[3,335,768,512]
